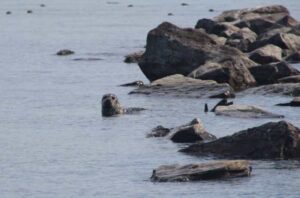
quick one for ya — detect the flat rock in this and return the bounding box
[151,160,251,182]
[241,83,300,96]
[248,44,282,64]
[181,121,300,159]
[278,75,300,83]
[215,104,284,118]
[129,74,234,98]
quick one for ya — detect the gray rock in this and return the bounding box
[249,62,300,85]
[129,74,234,98]
[56,49,75,56]
[242,83,300,96]
[285,52,300,63]
[215,104,284,118]
[248,44,282,64]
[181,121,300,159]
[151,160,251,182]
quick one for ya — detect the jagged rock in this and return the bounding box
[151,160,251,182]
[215,104,284,118]
[276,97,300,106]
[124,51,144,63]
[181,121,300,159]
[248,44,282,64]
[241,83,300,96]
[129,74,234,98]
[138,22,256,90]
[285,52,300,63]
[249,62,300,85]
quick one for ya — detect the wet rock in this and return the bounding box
[168,13,173,16]
[285,52,300,63]
[170,118,216,143]
[27,10,33,14]
[181,121,300,159]
[248,44,282,64]
[249,62,300,85]
[209,9,214,12]
[72,58,103,61]
[276,97,300,107]
[147,126,171,138]
[129,74,234,98]
[56,49,75,56]
[181,3,188,6]
[119,80,144,87]
[138,22,256,89]
[278,75,300,83]
[6,11,11,15]
[124,51,144,63]
[215,104,284,118]
[241,83,300,96]
[151,160,251,182]
[40,4,46,7]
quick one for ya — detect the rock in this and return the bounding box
[170,118,217,143]
[124,51,144,63]
[215,104,284,118]
[214,5,289,23]
[234,18,282,35]
[151,160,251,182]
[40,4,46,7]
[138,22,257,90]
[119,80,144,87]
[101,94,145,117]
[278,75,300,83]
[195,18,217,32]
[248,44,282,64]
[181,121,300,159]
[229,27,257,42]
[129,74,235,98]
[147,125,171,137]
[209,9,214,12]
[72,58,103,61]
[276,15,299,27]
[167,13,173,16]
[276,97,300,107]
[249,62,300,85]
[56,49,75,56]
[27,10,33,14]
[127,4,133,7]
[285,52,300,63]
[241,83,300,96]
[181,3,188,6]
[188,57,256,90]
[6,11,11,15]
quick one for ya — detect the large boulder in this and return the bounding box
[248,44,282,64]
[181,121,300,159]
[249,62,300,85]
[215,104,284,118]
[130,74,235,98]
[138,22,256,90]
[285,52,300,63]
[151,160,251,182]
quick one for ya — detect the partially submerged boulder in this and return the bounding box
[129,74,234,98]
[276,97,300,107]
[249,62,300,85]
[151,160,251,182]
[147,118,217,143]
[138,22,256,90]
[124,51,144,63]
[215,104,284,118]
[181,121,300,159]
[248,44,282,64]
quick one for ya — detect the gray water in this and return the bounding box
[1,0,300,197]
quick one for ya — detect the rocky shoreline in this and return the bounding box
[119,5,300,182]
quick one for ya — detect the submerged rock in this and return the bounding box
[181,121,300,159]
[151,160,251,182]
[124,51,144,63]
[276,97,300,107]
[215,104,284,118]
[129,74,234,98]
[56,49,75,56]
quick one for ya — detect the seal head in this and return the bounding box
[101,94,123,116]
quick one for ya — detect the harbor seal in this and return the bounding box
[101,94,145,116]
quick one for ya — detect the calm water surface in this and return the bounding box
[1,0,300,197]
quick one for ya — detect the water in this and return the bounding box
[0,0,300,197]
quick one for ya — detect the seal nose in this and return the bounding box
[103,99,113,107]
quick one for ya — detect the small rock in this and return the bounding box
[40,4,46,7]
[128,4,133,7]
[209,9,214,12]
[151,160,252,182]
[167,13,173,16]
[27,10,33,14]
[6,11,11,15]
[181,3,188,6]
[248,44,282,64]
[56,49,75,56]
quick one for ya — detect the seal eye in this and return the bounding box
[111,96,115,100]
